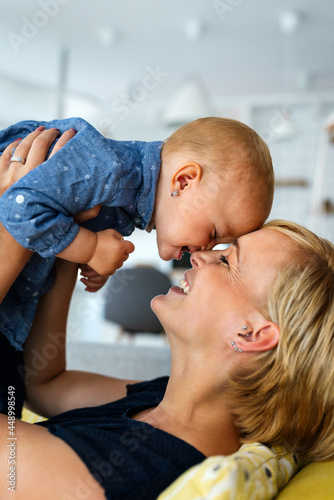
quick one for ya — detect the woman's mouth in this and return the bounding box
[178,276,190,294]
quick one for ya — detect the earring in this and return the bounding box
[241,325,251,337]
[231,341,243,352]
[171,190,179,197]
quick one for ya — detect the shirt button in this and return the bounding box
[15,195,25,204]
[134,218,141,225]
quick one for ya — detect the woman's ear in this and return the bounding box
[238,321,280,352]
[170,162,202,192]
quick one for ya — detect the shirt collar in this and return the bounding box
[137,140,162,229]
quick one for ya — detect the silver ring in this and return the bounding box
[10,156,26,164]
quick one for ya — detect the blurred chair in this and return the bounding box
[104,266,172,334]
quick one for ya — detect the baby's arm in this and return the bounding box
[56,226,135,276]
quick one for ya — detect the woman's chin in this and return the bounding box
[150,293,165,313]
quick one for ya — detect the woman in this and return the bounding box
[0,214,333,499]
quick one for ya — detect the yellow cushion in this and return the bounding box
[21,407,47,424]
[158,443,301,500]
[276,461,334,500]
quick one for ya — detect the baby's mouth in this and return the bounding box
[178,246,190,260]
[178,276,190,294]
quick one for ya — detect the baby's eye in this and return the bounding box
[220,254,229,266]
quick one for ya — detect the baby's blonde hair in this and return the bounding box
[162,117,274,197]
[227,220,334,462]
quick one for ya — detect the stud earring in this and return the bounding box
[240,326,251,338]
[231,341,243,352]
[171,191,179,197]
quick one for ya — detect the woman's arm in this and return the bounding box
[24,259,139,418]
[0,223,32,303]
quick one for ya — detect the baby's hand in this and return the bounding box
[79,264,109,293]
[87,229,135,276]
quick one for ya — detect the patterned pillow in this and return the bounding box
[158,442,302,500]
[21,407,47,423]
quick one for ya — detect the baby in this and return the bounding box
[0,116,274,414]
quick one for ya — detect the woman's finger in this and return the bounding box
[49,129,77,158]
[80,277,108,292]
[0,126,46,171]
[0,138,22,170]
[10,126,46,164]
[15,128,61,172]
[80,267,98,278]
[0,127,77,197]
[81,275,106,285]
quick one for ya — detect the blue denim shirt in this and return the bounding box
[0,117,162,349]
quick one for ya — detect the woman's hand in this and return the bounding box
[0,127,77,303]
[0,127,77,196]
[79,264,109,292]
[0,127,110,293]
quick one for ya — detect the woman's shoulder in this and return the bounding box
[126,376,169,396]
[36,376,170,429]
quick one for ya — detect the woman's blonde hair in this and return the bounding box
[227,220,334,462]
[161,117,274,195]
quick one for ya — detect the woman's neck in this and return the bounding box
[132,371,241,457]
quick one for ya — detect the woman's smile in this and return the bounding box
[178,275,191,294]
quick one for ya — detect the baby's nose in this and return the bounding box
[187,245,204,254]
[201,241,216,251]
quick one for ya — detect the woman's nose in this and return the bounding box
[190,250,212,267]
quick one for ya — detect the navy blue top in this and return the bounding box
[0,117,162,350]
[37,377,205,500]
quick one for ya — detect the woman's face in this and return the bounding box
[152,228,296,343]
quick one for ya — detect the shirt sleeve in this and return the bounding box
[0,118,127,257]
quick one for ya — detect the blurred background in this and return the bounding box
[1,0,334,376]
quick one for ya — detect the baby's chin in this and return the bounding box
[158,246,176,261]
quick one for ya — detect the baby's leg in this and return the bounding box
[0,415,106,499]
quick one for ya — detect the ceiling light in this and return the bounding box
[97,27,117,47]
[162,75,212,127]
[184,18,203,42]
[279,10,303,34]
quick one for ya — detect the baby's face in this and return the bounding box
[154,178,270,261]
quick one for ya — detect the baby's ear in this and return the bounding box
[238,321,280,352]
[171,162,202,192]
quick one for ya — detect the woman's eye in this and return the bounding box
[220,254,229,266]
